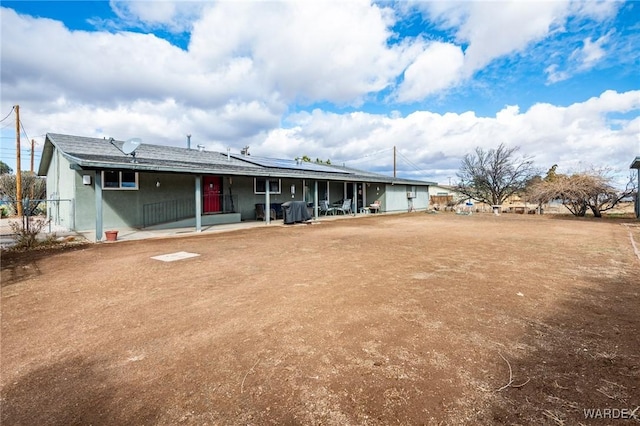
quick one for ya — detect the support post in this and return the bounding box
[363,182,367,211]
[314,180,319,219]
[195,175,202,232]
[95,170,103,241]
[343,182,347,201]
[265,179,271,225]
[352,182,357,215]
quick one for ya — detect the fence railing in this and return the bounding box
[142,195,238,228]
[143,198,195,228]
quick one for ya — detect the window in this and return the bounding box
[102,170,139,190]
[254,178,281,194]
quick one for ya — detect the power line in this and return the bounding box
[19,119,31,142]
[0,134,45,139]
[395,150,425,173]
[0,106,15,123]
[337,147,394,165]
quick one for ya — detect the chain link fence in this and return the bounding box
[0,199,74,247]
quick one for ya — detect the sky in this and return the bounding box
[1,0,639,186]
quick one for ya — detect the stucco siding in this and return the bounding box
[413,186,430,210]
[46,151,76,230]
[385,184,411,213]
[74,171,196,231]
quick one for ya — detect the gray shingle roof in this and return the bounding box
[39,133,435,185]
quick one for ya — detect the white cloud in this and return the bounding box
[569,0,621,21]
[575,33,610,70]
[258,90,640,184]
[415,0,570,76]
[0,2,636,185]
[410,0,624,89]
[395,42,464,102]
[188,0,414,105]
[545,64,571,83]
[108,0,204,33]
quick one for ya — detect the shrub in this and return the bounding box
[8,217,60,251]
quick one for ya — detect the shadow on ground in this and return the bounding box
[482,272,640,424]
[1,356,160,425]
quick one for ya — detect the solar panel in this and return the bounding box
[231,155,350,174]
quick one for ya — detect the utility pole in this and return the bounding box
[30,139,35,173]
[393,145,396,178]
[30,139,35,199]
[15,105,22,217]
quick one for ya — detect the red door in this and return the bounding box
[203,176,222,213]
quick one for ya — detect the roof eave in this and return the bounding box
[37,135,55,176]
[631,156,640,169]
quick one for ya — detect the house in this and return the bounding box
[428,184,465,210]
[632,156,640,219]
[37,133,435,240]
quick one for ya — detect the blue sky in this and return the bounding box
[1,0,638,185]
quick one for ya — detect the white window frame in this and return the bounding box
[102,170,139,190]
[254,178,281,194]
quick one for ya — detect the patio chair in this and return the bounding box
[319,200,337,216]
[369,200,381,213]
[255,203,276,221]
[336,198,353,215]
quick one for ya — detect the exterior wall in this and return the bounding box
[46,150,76,230]
[366,184,385,209]
[428,185,460,198]
[74,171,196,231]
[384,184,412,213]
[234,176,274,220]
[413,185,430,210]
[233,176,311,221]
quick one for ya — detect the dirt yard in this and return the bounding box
[2,213,639,425]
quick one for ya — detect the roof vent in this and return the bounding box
[197,144,205,152]
[240,146,250,156]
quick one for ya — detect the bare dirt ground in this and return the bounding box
[2,213,639,425]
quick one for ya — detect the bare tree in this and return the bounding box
[0,172,46,216]
[528,167,637,217]
[456,144,538,205]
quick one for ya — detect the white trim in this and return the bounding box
[102,170,139,190]
[254,178,281,194]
